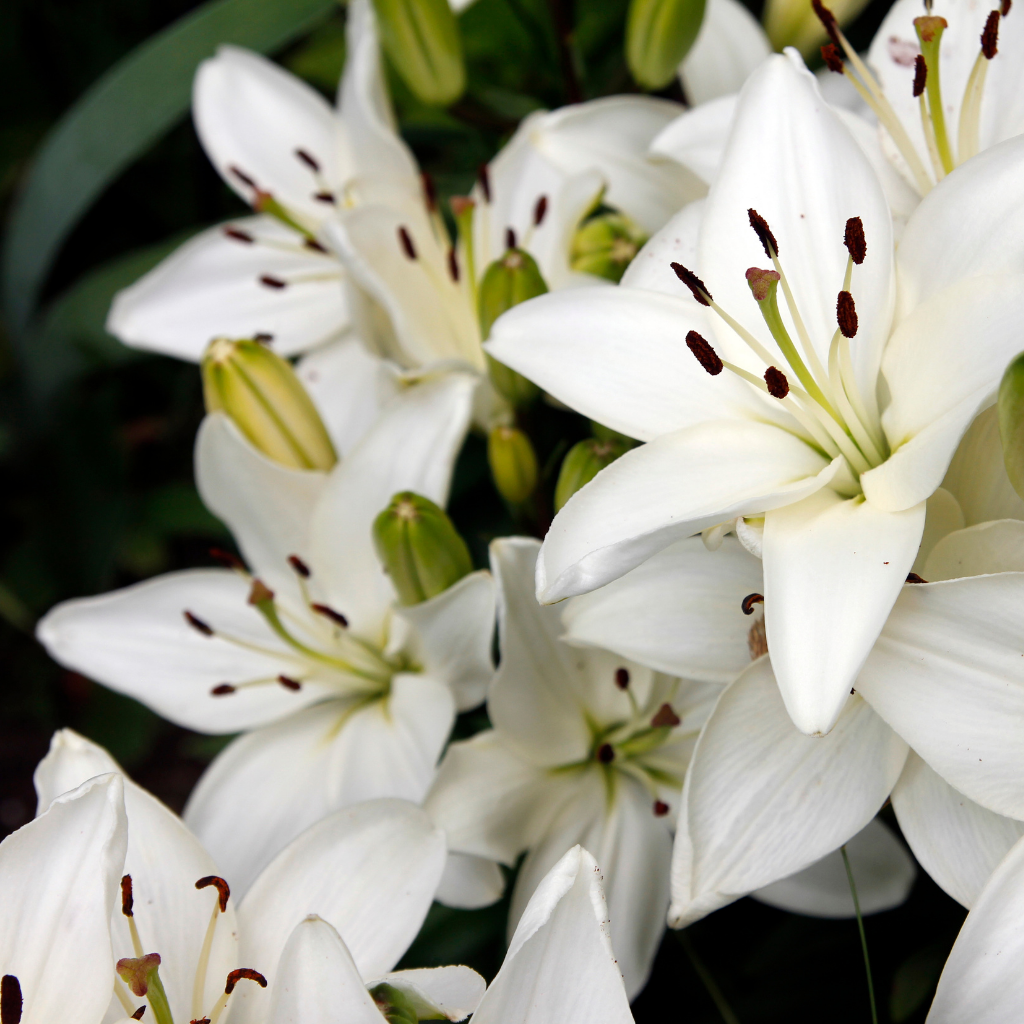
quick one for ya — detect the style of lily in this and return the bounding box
[106,0,419,362]
[486,49,1024,736]
[36,375,496,895]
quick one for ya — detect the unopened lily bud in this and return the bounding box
[201,337,336,471]
[555,437,630,511]
[999,351,1024,500]
[479,248,547,406]
[764,0,869,56]
[626,0,707,90]
[488,426,538,505]
[371,983,420,1024]
[371,0,466,106]
[570,212,649,283]
[373,492,473,606]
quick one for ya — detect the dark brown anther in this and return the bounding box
[844,217,866,264]
[184,611,214,636]
[121,875,134,917]
[398,226,417,261]
[303,238,328,254]
[210,547,245,571]
[597,743,615,764]
[811,0,842,45]
[836,290,858,338]
[747,208,779,258]
[653,800,670,817]
[982,9,1000,57]
[223,226,254,244]
[131,1008,146,1020]
[295,149,321,172]
[230,166,258,190]
[248,579,275,606]
[741,593,764,615]
[224,969,267,995]
[314,191,336,204]
[277,675,302,691]
[190,1019,211,1024]
[2,976,23,1024]
[686,330,723,376]
[259,275,287,290]
[287,554,311,578]
[312,603,349,627]
[906,572,927,583]
[764,366,790,399]
[505,227,518,251]
[533,195,548,226]
[615,667,630,690]
[651,703,681,728]
[913,54,928,96]
[477,163,492,203]
[254,333,274,343]
[1001,0,1011,17]
[196,875,231,912]
[821,43,845,73]
[671,263,712,306]
[447,248,460,282]
[421,172,438,212]
[210,684,236,696]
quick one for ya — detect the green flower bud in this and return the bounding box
[488,425,538,505]
[763,0,869,57]
[372,492,473,606]
[999,351,1024,500]
[570,212,648,283]
[555,437,630,511]
[479,248,548,406]
[372,0,466,106]
[201,338,337,471]
[371,984,420,1024]
[626,0,707,90]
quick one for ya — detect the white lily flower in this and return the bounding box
[486,50,1024,736]
[427,537,727,998]
[107,0,418,362]
[24,729,481,1024]
[36,375,495,894]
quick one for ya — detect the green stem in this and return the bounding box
[680,932,741,1024]
[841,844,878,1024]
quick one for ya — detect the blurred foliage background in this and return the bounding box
[0,0,966,1020]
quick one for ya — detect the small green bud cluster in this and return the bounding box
[488,426,539,505]
[555,423,635,511]
[570,211,649,283]
[625,0,707,90]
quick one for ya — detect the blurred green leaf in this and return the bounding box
[889,944,946,1021]
[143,481,228,537]
[1,0,336,348]
[285,16,348,93]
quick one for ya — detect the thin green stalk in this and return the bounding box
[841,845,878,1024]
[680,932,741,1024]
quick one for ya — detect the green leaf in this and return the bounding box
[1,0,336,345]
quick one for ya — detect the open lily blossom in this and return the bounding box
[106,0,418,362]
[486,49,1024,736]
[427,537,723,998]
[36,375,494,894]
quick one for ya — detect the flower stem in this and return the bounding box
[841,844,878,1024]
[679,932,741,1024]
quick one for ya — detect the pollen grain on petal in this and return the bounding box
[747,209,779,258]
[685,330,723,375]
[224,969,267,995]
[764,366,790,398]
[844,217,866,264]
[982,9,1000,57]
[671,263,712,305]
[836,290,858,338]
[196,875,231,912]
[913,54,928,96]
[741,593,764,615]
[821,43,844,73]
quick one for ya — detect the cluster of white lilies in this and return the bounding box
[8,0,1024,1019]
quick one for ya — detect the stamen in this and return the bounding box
[208,971,267,1024]
[597,743,615,763]
[982,9,1000,56]
[741,593,764,615]
[287,554,311,578]
[764,366,790,399]
[653,800,670,817]
[121,873,135,916]
[959,11,1001,162]
[1,975,22,1024]
[314,191,336,204]
[821,43,845,73]
[447,248,460,282]
[210,548,246,572]
[196,875,230,911]
[254,333,274,344]
[913,54,927,97]
[259,275,287,290]
[836,291,858,337]
[295,149,320,172]
[210,684,235,696]
[747,209,779,258]
[534,195,548,226]
[311,603,349,627]
[303,239,328,254]
[398,227,417,261]
[184,612,213,636]
[615,667,630,689]
[670,263,712,305]
[811,0,841,45]
[505,227,517,250]
[277,675,302,690]
[1003,0,1011,15]
[844,217,866,265]
[477,163,492,203]
[907,572,927,583]
[132,1008,146,1020]
[650,703,681,728]
[230,166,258,190]
[223,227,254,244]
[685,330,723,375]
[192,878,230,1018]
[421,172,438,213]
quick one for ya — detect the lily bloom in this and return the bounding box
[486,50,1024,736]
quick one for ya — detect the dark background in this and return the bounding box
[0,0,964,1020]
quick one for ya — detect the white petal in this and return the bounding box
[926,832,1024,1023]
[195,412,326,592]
[296,336,401,457]
[107,217,349,361]
[194,46,342,227]
[308,374,475,640]
[752,817,915,917]
[471,846,633,1024]
[0,774,127,1024]
[434,852,505,910]
[891,752,1024,909]
[699,52,894,399]
[235,799,446,1024]
[370,966,485,1021]
[35,568,326,733]
[912,487,965,574]
[267,915,385,1024]
[857,573,1024,819]
[392,571,495,712]
[762,488,925,735]
[924,519,1024,581]
[34,731,238,1022]
[649,96,736,186]
[678,0,771,106]
[538,420,836,603]
[621,199,704,296]
[562,534,763,683]
[670,658,907,928]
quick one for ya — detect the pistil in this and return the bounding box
[915,16,955,174]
